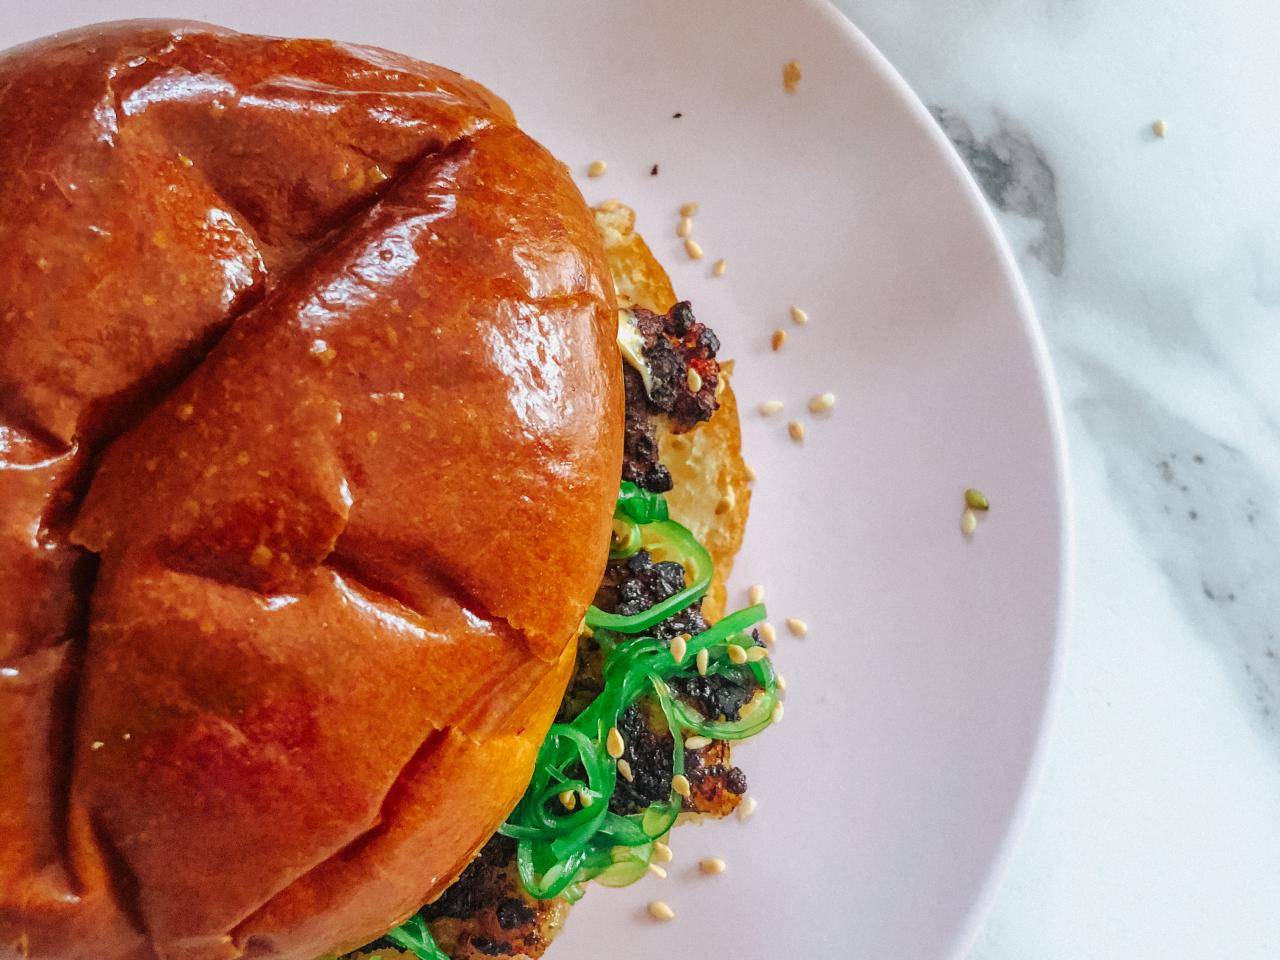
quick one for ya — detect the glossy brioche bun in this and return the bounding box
[0,20,621,960]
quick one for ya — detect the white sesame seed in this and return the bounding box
[712,258,727,277]
[598,198,621,211]
[749,584,765,605]
[684,735,711,750]
[771,702,785,724]
[578,790,594,808]
[788,420,806,443]
[648,862,668,879]
[737,796,758,822]
[760,622,777,645]
[672,774,692,798]
[790,305,809,325]
[776,674,788,693]
[684,237,704,260]
[745,646,769,662]
[1153,118,1168,138]
[961,508,978,536]
[785,618,809,637]
[680,202,700,218]
[808,392,836,414]
[607,726,626,759]
[618,758,635,782]
[587,159,607,177]
[771,329,787,351]
[648,900,676,921]
[727,644,748,665]
[559,789,576,810]
[699,857,727,875]
[686,367,703,392]
[670,633,688,662]
[744,464,757,481]
[759,400,784,417]
[695,648,709,676]
[677,216,693,238]
[653,840,674,862]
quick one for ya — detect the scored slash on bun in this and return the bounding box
[0,21,621,960]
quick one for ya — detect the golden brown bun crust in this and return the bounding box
[0,21,621,960]
[593,204,751,620]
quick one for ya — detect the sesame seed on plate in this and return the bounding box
[737,796,758,822]
[961,508,978,536]
[677,216,693,238]
[670,633,688,662]
[790,305,809,325]
[771,329,787,351]
[653,840,674,863]
[648,862,668,879]
[648,900,676,922]
[788,420,806,443]
[586,159,607,177]
[712,258,727,277]
[808,392,836,413]
[1153,118,1168,138]
[759,400,784,416]
[699,857,727,875]
[776,674,788,694]
[786,618,809,637]
[684,735,711,750]
[672,774,692,798]
[606,726,626,759]
[684,237,704,260]
[695,648,710,676]
[749,583,765,605]
[759,622,777,645]
[771,702,785,724]
[680,202,699,218]
[745,646,769,663]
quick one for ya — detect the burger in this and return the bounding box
[0,21,777,960]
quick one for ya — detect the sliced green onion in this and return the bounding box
[386,914,449,960]
[585,519,713,633]
[615,480,669,523]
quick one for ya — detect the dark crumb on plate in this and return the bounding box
[650,163,659,176]
[672,111,682,118]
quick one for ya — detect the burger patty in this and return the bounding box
[344,302,753,960]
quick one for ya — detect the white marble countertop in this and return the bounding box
[829,1,1280,956]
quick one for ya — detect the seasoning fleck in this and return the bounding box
[648,901,676,921]
[783,60,802,93]
[808,392,836,414]
[788,420,806,443]
[771,329,787,351]
[759,400,784,417]
[699,857,727,875]
[737,796,758,822]
[680,201,700,218]
[586,159,608,177]
[684,237,704,260]
[650,163,660,176]
[672,774,692,798]
[964,488,990,511]
[790,305,809,325]
[785,618,809,637]
[961,508,978,536]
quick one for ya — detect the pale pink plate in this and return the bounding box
[3,2,1071,957]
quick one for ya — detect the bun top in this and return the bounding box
[0,20,622,960]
